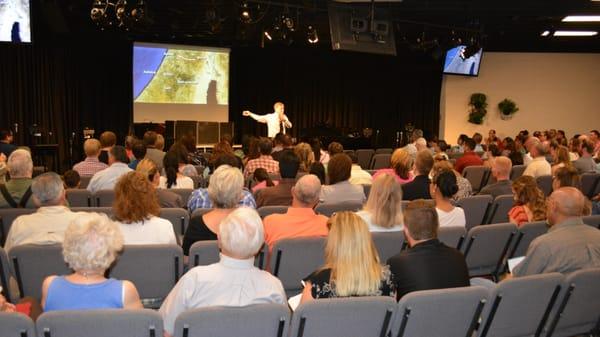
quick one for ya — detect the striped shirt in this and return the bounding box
[73,157,108,177]
[243,155,279,178]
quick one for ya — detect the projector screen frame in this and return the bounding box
[0,0,33,44]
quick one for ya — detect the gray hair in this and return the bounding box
[31,172,65,206]
[208,165,244,208]
[7,149,33,178]
[219,207,264,259]
[293,174,321,205]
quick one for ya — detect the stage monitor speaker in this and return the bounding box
[219,122,234,141]
[197,122,220,145]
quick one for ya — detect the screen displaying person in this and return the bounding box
[242,102,292,138]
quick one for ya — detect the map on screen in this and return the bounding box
[0,0,31,43]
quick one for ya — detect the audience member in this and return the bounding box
[159,151,194,189]
[242,136,260,166]
[568,137,581,161]
[0,129,17,157]
[513,187,600,276]
[4,173,82,252]
[251,167,278,194]
[356,174,403,232]
[454,138,483,173]
[256,150,299,207]
[431,158,472,200]
[244,137,280,178]
[41,212,143,311]
[309,162,326,184]
[523,140,551,178]
[72,138,108,177]
[509,175,547,226]
[128,140,146,170]
[573,140,597,174]
[124,135,136,161]
[98,131,117,165]
[263,175,328,251]
[327,142,344,157]
[160,207,286,337]
[143,131,166,172]
[183,165,244,255]
[113,172,176,245]
[486,129,501,149]
[590,129,600,156]
[155,134,165,151]
[300,212,395,303]
[62,170,80,189]
[552,166,581,191]
[0,149,35,208]
[402,150,434,200]
[0,153,6,184]
[87,146,132,193]
[472,132,484,152]
[294,142,315,173]
[403,128,423,158]
[311,138,329,164]
[387,201,469,299]
[348,153,373,185]
[168,143,198,177]
[320,154,366,204]
[431,170,466,227]
[551,145,572,175]
[454,134,469,153]
[478,156,513,199]
[501,137,524,166]
[373,148,414,184]
[136,159,184,208]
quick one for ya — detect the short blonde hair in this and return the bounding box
[390,148,413,180]
[324,212,383,297]
[219,207,264,259]
[83,138,102,157]
[62,212,124,271]
[294,142,315,172]
[208,165,244,208]
[363,174,403,228]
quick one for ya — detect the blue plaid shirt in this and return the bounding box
[187,188,257,212]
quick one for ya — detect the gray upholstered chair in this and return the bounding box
[315,201,363,217]
[0,208,36,246]
[158,208,189,243]
[508,220,548,258]
[536,175,553,197]
[371,231,405,262]
[461,223,518,280]
[65,189,93,207]
[509,165,526,181]
[457,195,493,230]
[485,194,514,224]
[462,166,491,192]
[93,189,116,207]
[0,312,36,337]
[258,206,289,218]
[356,149,375,169]
[370,154,391,170]
[438,226,467,250]
[168,188,193,205]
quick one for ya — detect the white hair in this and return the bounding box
[293,174,321,205]
[415,137,427,147]
[219,207,264,259]
[208,165,244,208]
[31,172,64,206]
[7,149,33,178]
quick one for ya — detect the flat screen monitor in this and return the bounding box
[0,0,32,43]
[443,45,483,76]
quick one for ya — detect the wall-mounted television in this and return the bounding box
[443,45,483,76]
[0,0,32,43]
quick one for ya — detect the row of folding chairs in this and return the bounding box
[2,267,600,337]
[65,188,195,207]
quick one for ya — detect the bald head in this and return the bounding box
[292,174,322,207]
[492,156,512,180]
[548,187,585,224]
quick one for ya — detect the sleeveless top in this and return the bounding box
[44,276,123,311]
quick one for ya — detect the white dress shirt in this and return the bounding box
[159,254,286,335]
[4,206,82,252]
[117,216,177,245]
[86,162,132,193]
[247,112,292,138]
[522,156,552,178]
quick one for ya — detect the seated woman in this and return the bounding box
[320,154,365,204]
[136,159,184,208]
[551,145,573,175]
[295,142,315,174]
[252,167,278,194]
[182,165,243,255]
[356,174,403,232]
[431,158,472,201]
[431,169,466,228]
[159,151,194,189]
[114,172,177,245]
[509,176,547,226]
[373,148,414,184]
[300,212,395,303]
[41,212,143,311]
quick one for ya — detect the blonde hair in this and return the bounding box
[62,212,124,271]
[83,139,102,157]
[155,134,165,151]
[390,148,413,179]
[294,143,315,172]
[135,159,158,181]
[324,212,383,297]
[363,174,403,228]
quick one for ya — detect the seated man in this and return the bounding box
[263,174,329,252]
[143,131,166,172]
[454,137,483,174]
[348,153,373,185]
[72,138,108,177]
[4,172,82,251]
[159,207,286,337]
[387,200,470,299]
[478,156,513,199]
[128,140,147,170]
[402,150,434,201]
[513,187,600,276]
[573,140,597,174]
[243,137,280,178]
[522,140,551,178]
[0,149,36,208]
[256,150,299,207]
[87,146,132,193]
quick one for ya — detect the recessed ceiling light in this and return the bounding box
[562,15,600,22]
[553,30,598,36]
[541,30,551,36]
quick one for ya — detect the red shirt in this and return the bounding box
[455,151,484,174]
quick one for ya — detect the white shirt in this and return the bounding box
[436,207,466,228]
[117,216,177,245]
[523,156,552,178]
[349,165,373,185]
[356,210,403,232]
[4,206,82,252]
[247,112,292,138]
[159,254,286,335]
[320,180,366,204]
[86,162,132,193]
[158,176,194,189]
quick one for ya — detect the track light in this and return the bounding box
[131,0,145,21]
[90,0,145,29]
[240,1,252,23]
[307,25,319,44]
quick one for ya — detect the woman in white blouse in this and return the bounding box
[114,171,177,244]
[430,169,466,228]
[159,150,194,189]
[356,174,403,232]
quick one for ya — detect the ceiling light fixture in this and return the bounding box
[307,25,319,44]
[562,15,600,22]
[553,30,598,36]
[240,1,252,23]
[541,30,551,36]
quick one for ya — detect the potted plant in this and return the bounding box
[468,93,488,125]
[498,98,519,120]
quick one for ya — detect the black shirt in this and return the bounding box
[182,214,217,255]
[387,239,470,300]
[401,175,432,201]
[303,267,395,299]
[0,142,17,158]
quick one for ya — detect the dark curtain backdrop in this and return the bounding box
[0,41,442,172]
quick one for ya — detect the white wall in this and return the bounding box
[440,52,600,143]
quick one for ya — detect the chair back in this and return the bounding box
[356,149,375,169]
[0,208,36,246]
[371,231,405,262]
[370,154,391,170]
[375,148,393,154]
[315,201,363,217]
[457,195,493,230]
[508,221,548,258]
[582,215,600,229]
[65,189,92,207]
[158,208,189,240]
[270,237,326,294]
[79,176,92,189]
[510,165,526,180]
[461,223,517,279]
[580,173,600,198]
[93,190,116,207]
[438,226,467,249]
[462,166,491,192]
[536,175,553,197]
[0,312,35,337]
[169,188,193,204]
[258,206,289,218]
[485,195,514,224]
